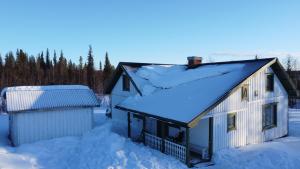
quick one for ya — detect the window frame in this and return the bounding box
[241,84,249,101]
[227,112,237,132]
[266,73,274,92]
[122,74,130,91]
[262,103,277,131]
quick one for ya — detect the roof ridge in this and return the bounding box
[118,58,276,67]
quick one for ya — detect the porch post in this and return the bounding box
[142,116,146,144]
[161,122,166,153]
[127,112,131,138]
[185,127,191,167]
[208,117,214,159]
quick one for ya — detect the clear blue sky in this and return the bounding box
[0,0,300,67]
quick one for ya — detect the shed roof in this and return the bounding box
[113,58,297,127]
[1,85,100,112]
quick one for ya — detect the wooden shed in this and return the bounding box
[105,57,297,167]
[1,85,99,146]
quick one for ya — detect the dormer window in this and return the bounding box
[266,73,274,92]
[122,75,130,91]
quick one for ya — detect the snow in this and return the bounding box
[205,109,300,169]
[0,109,299,169]
[0,111,187,169]
[121,60,271,123]
[3,85,99,112]
[1,85,90,97]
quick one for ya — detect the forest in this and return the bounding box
[0,46,115,94]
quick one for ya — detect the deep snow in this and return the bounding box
[0,109,299,169]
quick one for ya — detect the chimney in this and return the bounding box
[187,56,202,68]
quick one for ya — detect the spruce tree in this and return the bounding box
[103,52,115,88]
[86,45,95,90]
[0,54,3,89]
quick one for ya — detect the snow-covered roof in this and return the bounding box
[2,85,100,112]
[117,59,275,125]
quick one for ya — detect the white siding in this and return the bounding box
[190,118,209,148]
[10,107,93,146]
[111,73,139,136]
[204,67,289,152]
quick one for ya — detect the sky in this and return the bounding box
[0,0,300,67]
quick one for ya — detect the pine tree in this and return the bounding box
[86,45,95,90]
[0,54,3,89]
[28,56,37,85]
[4,52,16,86]
[79,56,84,84]
[15,49,29,85]
[99,61,102,71]
[103,52,115,89]
[286,55,292,76]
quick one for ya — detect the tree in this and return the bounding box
[286,55,293,74]
[0,54,3,88]
[0,48,115,92]
[103,52,115,89]
[99,61,102,71]
[15,49,29,85]
[86,45,95,90]
[4,52,15,86]
[78,56,84,84]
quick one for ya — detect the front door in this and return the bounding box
[156,120,168,138]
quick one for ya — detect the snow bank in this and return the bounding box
[0,113,187,169]
[208,139,300,169]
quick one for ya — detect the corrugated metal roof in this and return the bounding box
[2,85,100,112]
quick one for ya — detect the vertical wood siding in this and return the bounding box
[111,72,139,136]
[11,107,93,146]
[205,67,288,152]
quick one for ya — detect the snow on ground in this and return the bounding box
[0,110,187,169]
[0,109,299,169]
[207,109,300,169]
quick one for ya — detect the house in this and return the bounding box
[105,57,297,167]
[1,85,99,146]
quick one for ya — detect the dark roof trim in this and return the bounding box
[121,66,143,96]
[270,61,298,96]
[115,105,188,127]
[104,62,172,94]
[187,58,277,127]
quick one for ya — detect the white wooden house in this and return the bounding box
[105,57,297,167]
[1,85,99,146]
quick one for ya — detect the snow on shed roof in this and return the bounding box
[117,59,275,125]
[2,85,99,112]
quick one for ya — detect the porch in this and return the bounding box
[127,112,212,167]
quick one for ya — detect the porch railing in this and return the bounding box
[144,132,186,162]
[165,139,186,162]
[145,132,162,151]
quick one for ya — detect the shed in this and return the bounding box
[1,85,99,146]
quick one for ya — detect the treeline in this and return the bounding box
[0,46,115,94]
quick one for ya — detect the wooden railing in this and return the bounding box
[145,132,162,151]
[165,139,186,162]
[145,132,186,162]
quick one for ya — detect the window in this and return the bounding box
[262,103,277,130]
[241,84,249,101]
[122,75,130,91]
[266,73,274,92]
[227,112,236,132]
